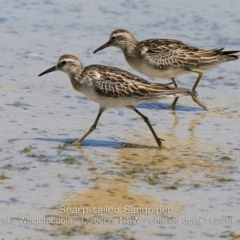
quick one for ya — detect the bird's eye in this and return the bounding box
[111,36,116,41]
[62,60,66,65]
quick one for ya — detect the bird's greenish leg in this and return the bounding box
[73,108,104,145]
[190,92,207,110]
[189,68,204,93]
[188,68,207,110]
[127,106,164,149]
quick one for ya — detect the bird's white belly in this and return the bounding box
[84,92,144,109]
[129,60,187,78]
[80,83,141,109]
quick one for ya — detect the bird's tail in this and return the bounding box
[141,83,207,110]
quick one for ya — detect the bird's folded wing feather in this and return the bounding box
[138,39,224,69]
[85,66,187,98]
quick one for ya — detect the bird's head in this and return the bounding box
[93,29,136,53]
[38,55,83,78]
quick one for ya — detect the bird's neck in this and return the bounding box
[69,76,79,92]
[68,65,84,92]
[123,38,138,57]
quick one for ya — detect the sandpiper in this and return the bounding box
[93,29,239,109]
[38,54,202,148]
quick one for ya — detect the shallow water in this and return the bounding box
[0,0,240,239]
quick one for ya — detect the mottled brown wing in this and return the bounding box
[86,65,179,98]
[138,39,224,70]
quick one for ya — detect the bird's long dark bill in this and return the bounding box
[38,66,57,77]
[93,41,110,53]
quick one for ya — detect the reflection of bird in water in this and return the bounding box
[188,112,208,139]
[169,110,180,132]
[76,146,105,186]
